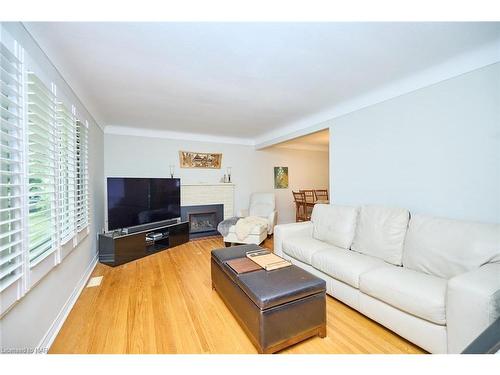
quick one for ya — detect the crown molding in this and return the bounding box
[274,143,329,152]
[255,40,500,149]
[104,125,256,146]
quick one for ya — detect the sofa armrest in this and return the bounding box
[237,208,249,217]
[446,263,500,353]
[273,221,313,257]
[267,210,278,235]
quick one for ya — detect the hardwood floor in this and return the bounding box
[49,236,426,354]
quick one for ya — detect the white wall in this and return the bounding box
[104,134,329,225]
[330,63,500,223]
[0,23,104,349]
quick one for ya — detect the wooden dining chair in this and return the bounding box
[292,191,310,222]
[299,190,315,204]
[314,189,329,203]
[300,190,316,218]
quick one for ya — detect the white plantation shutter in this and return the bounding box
[75,119,89,231]
[0,42,24,296]
[26,72,58,265]
[57,102,76,243]
[0,34,92,312]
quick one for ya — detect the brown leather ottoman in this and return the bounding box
[211,244,326,353]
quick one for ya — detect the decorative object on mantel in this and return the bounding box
[274,166,289,189]
[169,165,175,178]
[226,167,232,183]
[179,150,222,169]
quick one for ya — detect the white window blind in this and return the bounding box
[27,72,58,265]
[75,119,89,231]
[0,42,24,292]
[57,102,76,244]
[1,36,92,313]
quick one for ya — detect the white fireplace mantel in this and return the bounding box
[181,183,235,219]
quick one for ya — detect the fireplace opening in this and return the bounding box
[181,204,224,238]
[189,212,217,234]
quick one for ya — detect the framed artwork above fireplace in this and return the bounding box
[179,151,222,169]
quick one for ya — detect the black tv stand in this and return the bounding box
[98,220,189,266]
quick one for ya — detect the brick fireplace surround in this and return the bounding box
[180,183,235,219]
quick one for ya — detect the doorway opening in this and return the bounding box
[268,128,330,223]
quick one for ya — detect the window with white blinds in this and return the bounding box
[0,42,24,292]
[57,102,77,244]
[27,72,58,265]
[75,120,89,231]
[0,37,92,313]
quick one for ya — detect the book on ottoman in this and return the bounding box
[226,257,262,274]
[246,249,292,271]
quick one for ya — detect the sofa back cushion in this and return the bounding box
[311,204,359,250]
[403,214,500,279]
[351,205,410,265]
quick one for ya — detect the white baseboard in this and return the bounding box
[36,254,98,352]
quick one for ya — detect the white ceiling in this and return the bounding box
[275,129,329,152]
[25,22,500,144]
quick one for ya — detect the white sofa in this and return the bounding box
[274,204,500,354]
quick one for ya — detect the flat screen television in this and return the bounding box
[107,177,181,231]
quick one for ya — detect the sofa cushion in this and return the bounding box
[351,205,410,265]
[403,214,500,279]
[311,247,389,288]
[311,204,359,249]
[282,236,333,265]
[359,267,447,325]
